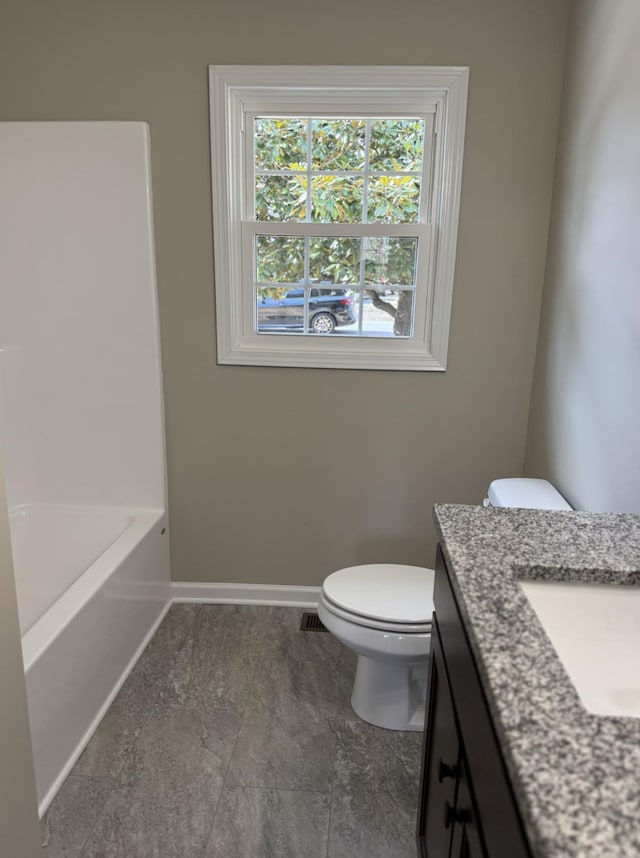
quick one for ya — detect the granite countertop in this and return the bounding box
[433,503,640,858]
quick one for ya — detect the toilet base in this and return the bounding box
[350,654,429,731]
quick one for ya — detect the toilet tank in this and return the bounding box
[486,478,572,510]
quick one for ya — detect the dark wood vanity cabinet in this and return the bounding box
[417,546,532,858]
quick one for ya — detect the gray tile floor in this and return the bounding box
[40,605,422,858]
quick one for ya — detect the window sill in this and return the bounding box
[217,333,447,371]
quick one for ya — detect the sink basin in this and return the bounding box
[520,578,640,719]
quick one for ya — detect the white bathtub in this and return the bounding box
[13,504,171,816]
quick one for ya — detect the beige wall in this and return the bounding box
[525,0,640,513]
[0,457,43,856]
[1,0,569,584]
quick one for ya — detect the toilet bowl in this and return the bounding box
[318,564,434,732]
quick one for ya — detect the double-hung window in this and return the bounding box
[209,65,468,371]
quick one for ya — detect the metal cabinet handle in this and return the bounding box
[444,801,471,829]
[438,758,459,782]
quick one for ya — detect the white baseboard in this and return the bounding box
[171,581,321,608]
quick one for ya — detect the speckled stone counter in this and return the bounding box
[433,504,640,858]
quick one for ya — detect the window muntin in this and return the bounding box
[210,65,469,370]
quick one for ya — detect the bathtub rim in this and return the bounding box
[10,502,137,636]
[20,505,166,673]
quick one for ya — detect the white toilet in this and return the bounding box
[319,478,571,732]
[318,563,435,731]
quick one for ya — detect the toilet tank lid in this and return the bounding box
[487,478,572,510]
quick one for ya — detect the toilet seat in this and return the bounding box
[321,564,435,633]
[320,591,433,634]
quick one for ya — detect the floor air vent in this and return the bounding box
[300,612,328,632]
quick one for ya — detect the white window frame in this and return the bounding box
[209,65,468,371]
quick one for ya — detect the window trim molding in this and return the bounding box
[209,65,469,371]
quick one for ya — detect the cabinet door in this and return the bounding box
[433,545,532,858]
[417,618,459,858]
[448,758,487,858]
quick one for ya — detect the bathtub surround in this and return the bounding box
[41,604,422,858]
[0,122,166,511]
[0,123,171,814]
